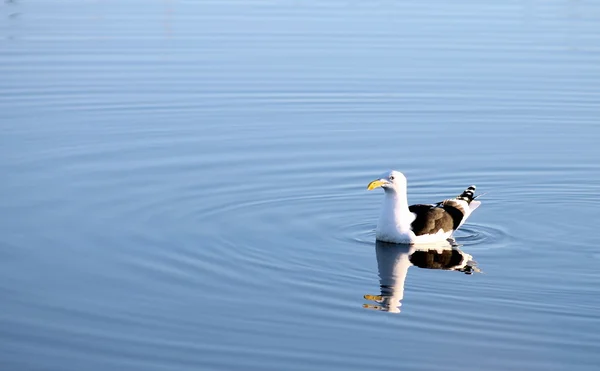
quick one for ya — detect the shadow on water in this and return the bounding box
[363,241,479,314]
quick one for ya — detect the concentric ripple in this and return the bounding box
[453,223,513,249]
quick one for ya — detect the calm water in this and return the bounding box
[2,1,600,370]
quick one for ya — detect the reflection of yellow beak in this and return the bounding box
[364,294,384,302]
[367,179,387,190]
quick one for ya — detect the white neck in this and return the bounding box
[378,189,414,235]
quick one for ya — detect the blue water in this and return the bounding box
[2,1,600,370]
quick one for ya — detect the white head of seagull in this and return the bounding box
[367,170,407,193]
[367,170,481,244]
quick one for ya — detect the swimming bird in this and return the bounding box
[367,170,481,244]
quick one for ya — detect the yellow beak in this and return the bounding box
[367,179,387,190]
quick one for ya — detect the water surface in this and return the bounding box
[2,1,600,370]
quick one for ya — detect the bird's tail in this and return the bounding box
[456,185,477,204]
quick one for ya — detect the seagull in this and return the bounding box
[367,170,481,244]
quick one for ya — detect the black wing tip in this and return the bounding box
[456,185,477,203]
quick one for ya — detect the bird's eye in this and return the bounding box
[389,176,394,181]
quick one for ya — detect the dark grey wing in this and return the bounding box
[408,203,465,236]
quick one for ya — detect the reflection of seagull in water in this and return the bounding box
[363,241,480,313]
[367,170,482,244]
